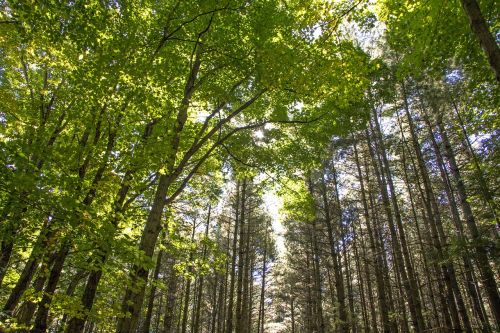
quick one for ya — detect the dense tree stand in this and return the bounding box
[0,1,498,332]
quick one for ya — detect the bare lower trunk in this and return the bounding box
[141,250,163,333]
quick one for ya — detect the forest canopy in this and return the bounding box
[0,0,498,332]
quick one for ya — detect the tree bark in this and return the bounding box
[225,181,240,333]
[368,112,426,332]
[141,250,164,333]
[436,113,500,329]
[460,0,500,82]
[235,179,247,333]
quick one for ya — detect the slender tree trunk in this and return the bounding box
[235,179,247,333]
[226,181,241,333]
[316,175,347,332]
[352,222,370,332]
[304,251,315,333]
[436,113,500,329]
[396,112,443,329]
[310,213,325,333]
[193,206,212,333]
[368,113,426,332]
[422,105,488,331]
[141,250,164,333]
[241,196,252,333]
[257,221,268,333]
[180,225,197,333]
[162,260,179,333]
[449,97,499,227]
[354,141,393,332]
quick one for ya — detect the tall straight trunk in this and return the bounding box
[317,175,347,332]
[436,113,500,329]
[154,294,163,333]
[180,279,192,333]
[400,85,466,331]
[190,279,199,332]
[391,248,410,333]
[226,181,241,333]
[342,235,355,333]
[257,222,268,333]
[193,205,212,333]
[353,141,393,332]
[141,250,164,333]
[117,173,172,333]
[180,226,197,333]
[370,201,397,331]
[213,272,224,333]
[217,224,231,333]
[162,260,179,333]
[333,163,355,333]
[217,273,227,333]
[357,221,378,332]
[352,221,370,332]
[247,255,255,333]
[241,198,252,333]
[235,179,247,333]
[395,109,453,329]
[460,0,500,81]
[449,97,499,227]
[310,215,325,333]
[421,105,489,331]
[304,251,315,333]
[368,113,426,331]
[397,134,442,328]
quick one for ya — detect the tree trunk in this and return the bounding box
[354,141,393,332]
[368,113,426,332]
[141,250,164,333]
[31,240,71,333]
[436,113,500,329]
[235,179,247,333]
[241,195,252,333]
[193,205,211,333]
[226,181,241,333]
[460,0,500,81]
[117,46,202,333]
[316,175,346,332]
[257,221,268,333]
[162,260,179,333]
[3,218,55,314]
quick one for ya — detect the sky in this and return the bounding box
[262,189,286,256]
